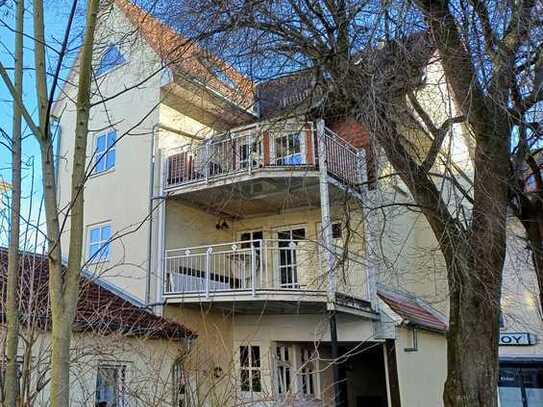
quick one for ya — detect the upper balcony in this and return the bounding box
[161,123,367,214]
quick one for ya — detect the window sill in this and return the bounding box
[95,62,128,80]
[87,258,111,265]
[89,168,116,179]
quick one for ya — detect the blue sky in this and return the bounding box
[0,0,85,247]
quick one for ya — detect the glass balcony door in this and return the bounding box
[276,228,306,288]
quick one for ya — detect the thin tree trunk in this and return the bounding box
[4,0,24,405]
[47,1,100,405]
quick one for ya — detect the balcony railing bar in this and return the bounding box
[164,239,368,300]
[164,126,366,190]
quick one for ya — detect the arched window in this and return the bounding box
[96,45,126,77]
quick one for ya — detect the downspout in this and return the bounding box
[145,124,159,305]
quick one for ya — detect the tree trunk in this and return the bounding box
[444,270,501,407]
[4,1,24,405]
[47,1,100,405]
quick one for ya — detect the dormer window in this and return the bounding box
[96,45,126,77]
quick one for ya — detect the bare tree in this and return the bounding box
[3,0,24,405]
[160,1,543,406]
[0,0,102,404]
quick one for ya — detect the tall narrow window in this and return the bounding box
[276,345,291,395]
[300,348,316,397]
[240,345,261,393]
[95,364,126,407]
[95,130,116,173]
[88,223,112,262]
[277,228,306,288]
[96,45,126,77]
[239,137,262,169]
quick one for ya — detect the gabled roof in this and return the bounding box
[0,248,194,341]
[378,287,448,333]
[113,0,254,109]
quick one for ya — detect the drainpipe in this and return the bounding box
[317,119,342,407]
[145,124,159,305]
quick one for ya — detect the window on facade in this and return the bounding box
[300,348,316,397]
[274,132,303,165]
[240,346,261,393]
[239,138,263,169]
[88,223,112,262]
[172,358,192,407]
[96,45,126,77]
[95,130,117,173]
[276,345,291,395]
[95,364,126,407]
[499,365,543,407]
[277,228,306,288]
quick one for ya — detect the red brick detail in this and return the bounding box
[304,124,314,165]
[327,117,377,187]
[327,117,369,149]
[263,130,271,165]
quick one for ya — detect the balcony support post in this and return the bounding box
[248,133,253,176]
[205,247,212,298]
[251,244,257,296]
[317,119,336,303]
[317,119,342,407]
[205,142,210,184]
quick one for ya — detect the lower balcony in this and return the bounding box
[163,239,374,315]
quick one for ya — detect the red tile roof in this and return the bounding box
[378,288,448,333]
[113,0,254,109]
[0,248,194,341]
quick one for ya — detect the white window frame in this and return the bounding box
[93,129,117,175]
[273,344,321,400]
[299,347,319,399]
[275,344,293,396]
[95,44,127,78]
[87,222,112,263]
[273,225,308,289]
[271,131,306,166]
[237,131,263,169]
[95,363,128,407]
[239,345,262,395]
[172,358,196,407]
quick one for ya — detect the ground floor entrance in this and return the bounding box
[264,341,389,406]
[498,361,543,407]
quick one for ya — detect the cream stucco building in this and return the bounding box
[50,1,543,406]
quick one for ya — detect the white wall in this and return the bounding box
[55,5,164,301]
[395,327,447,407]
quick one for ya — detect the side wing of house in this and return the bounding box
[53,3,164,302]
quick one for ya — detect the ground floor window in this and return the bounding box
[240,345,262,393]
[276,345,292,395]
[274,344,319,399]
[173,358,194,407]
[95,364,127,407]
[499,364,543,407]
[300,348,316,397]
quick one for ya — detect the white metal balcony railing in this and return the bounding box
[164,126,365,190]
[164,239,369,300]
